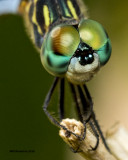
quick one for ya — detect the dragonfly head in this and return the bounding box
[41,19,111,84]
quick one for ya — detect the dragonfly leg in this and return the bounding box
[88,120,99,151]
[83,84,110,152]
[59,78,65,121]
[69,83,83,122]
[70,84,88,138]
[77,85,92,123]
[68,83,99,152]
[83,85,93,110]
[43,77,84,139]
[91,111,111,152]
[70,83,87,140]
[43,77,61,127]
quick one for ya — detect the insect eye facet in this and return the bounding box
[41,25,80,76]
[51,25,80,56]
[79,19,111,65]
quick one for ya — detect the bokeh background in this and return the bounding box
[0,0,128,160]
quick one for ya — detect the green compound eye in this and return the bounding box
[41,25,80,76]
[79,19,112,65]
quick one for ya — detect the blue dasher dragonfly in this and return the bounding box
[0,0,112,152]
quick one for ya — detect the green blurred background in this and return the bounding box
[0,0,128,160]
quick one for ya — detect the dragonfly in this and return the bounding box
[0,0,112,152]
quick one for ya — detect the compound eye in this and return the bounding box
[41,25,80,76]
[79,19,111,65]
[51,25,80,56]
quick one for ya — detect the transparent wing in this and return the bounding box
[0,0,21,14]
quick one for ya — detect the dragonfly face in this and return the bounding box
[41,19,111,84]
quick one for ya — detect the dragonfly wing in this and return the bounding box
[0,0,21,14]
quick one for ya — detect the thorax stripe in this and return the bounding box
[67,0,78,19]
[32,0,43,35]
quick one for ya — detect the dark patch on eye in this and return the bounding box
[59,61,68,68]
[105,39,111,54]
[47,56,53,66]
[54,52,64,56]
[97,39,111,55]
[104,39,111,55]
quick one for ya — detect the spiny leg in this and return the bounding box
[83,84,110,152]
[77,85,92,123]
[59,78,65,121]
[88,120,99,151]
[69,83,83,122]
[83,85,93,109]
[43,77,83,138]
[91,111,111,152]
[67,84,92,141]
[43,77,60,126]
[70,83,87,140]
[77,85,99,151]
[68,83,86,153]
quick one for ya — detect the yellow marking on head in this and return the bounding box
[43,5,50,30]
[32,0,43,35]
[67,0,78,19]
